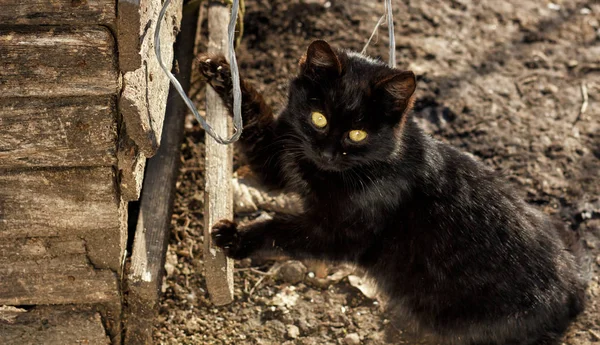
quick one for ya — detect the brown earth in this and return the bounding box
[154,0,600,344]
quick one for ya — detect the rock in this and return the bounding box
[278,260,307,284]
[300,337,320,345]
[344,333,361,345]
[286,324,300,339]
[297,318,314,334]
[540,84,558,95]
[265,319,287,336]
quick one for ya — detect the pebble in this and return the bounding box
[297,318,314,334]
[278,260,307,284]
[164,262,175,277]
[265,320,286,336]
[286,324,300,339]
[344,333,361,345]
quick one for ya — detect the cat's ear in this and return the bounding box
[375,71,416,111]
[375,71,416,103]
[299,40,342,76]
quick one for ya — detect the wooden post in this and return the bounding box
[203,1,235,306]
[124,3,199,344]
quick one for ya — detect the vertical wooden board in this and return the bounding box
[117,125,147,201]
[124,5,199,342]
[0,26,118,97]
[0,96,118,169]
[119,0,183,157]
[117,0,143,72]
[0,0,116,25]
[203,2,235,306]
[0,306,111,345]
[0,167,126,272]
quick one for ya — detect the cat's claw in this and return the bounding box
[197,54,231,90]
[211,219,246,259]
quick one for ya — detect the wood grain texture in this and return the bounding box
[0,238,119,305]
[0,167,127,272]
[117,0,142,72]
[0,237,121,323]
[0,306,110,345]
[0,0,116,25]
[117,124,146,201]
[0,97,117,169]
[119,0,183,156]
[0,237,87,266]
[0,269,119,306]
[203,2,235,306]
[0,26,118,97]
[124,6,199,343]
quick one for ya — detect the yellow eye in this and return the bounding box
[311,111,327,128]
[349,130,368,142]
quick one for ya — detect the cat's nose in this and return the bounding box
[321,149,335,161]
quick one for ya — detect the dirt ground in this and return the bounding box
[154,0,600,344]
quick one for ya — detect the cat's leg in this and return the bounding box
[210,216,358,262]
[197,54,285,189]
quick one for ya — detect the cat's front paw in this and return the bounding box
[211,219,248,259]
[196,54,232,92]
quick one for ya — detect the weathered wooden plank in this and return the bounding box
[203,2,235,306]
[0,0,116,25]
[124,6,199,343]
[0,27,118,97]
[0,269,119,305]
[0,306,110,345]
[0,97,117,169]
[0,237,86,264]
[119,0,183,156]
[0,167,127,272]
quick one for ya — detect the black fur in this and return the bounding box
[198,40,585,345]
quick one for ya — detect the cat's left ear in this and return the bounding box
[375,71,417,111]
[299,40,343,76]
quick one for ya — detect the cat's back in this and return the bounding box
[378,139,585,344]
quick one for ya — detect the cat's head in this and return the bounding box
[282,40,416,172]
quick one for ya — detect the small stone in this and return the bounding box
[164,262,175,277]
[286,324,300,339]
[186,293,196,304]
[540,84,558,95]
[265,320,286,336]
[344,333,361,345]
[596,255,600,267]
[297,318,313,334]
[584,239,596,249]
[278,260,307,284]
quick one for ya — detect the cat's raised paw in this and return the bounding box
[196,54,231,90]
[211,219,246,259]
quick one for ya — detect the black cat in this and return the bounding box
[197,40,585,345]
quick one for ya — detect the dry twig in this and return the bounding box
[573,81,588,125]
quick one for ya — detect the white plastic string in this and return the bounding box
[362,0,396,67]
[155,0,243,145]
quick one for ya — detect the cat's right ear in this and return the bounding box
[299,40,343,76]
[374,71,417,112]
